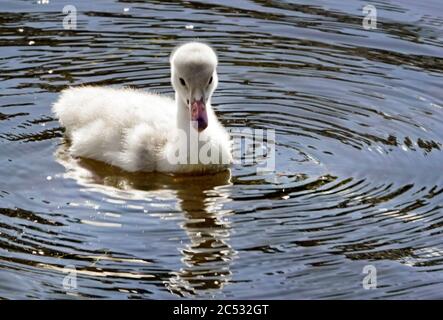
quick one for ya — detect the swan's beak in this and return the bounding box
[190,98,208,132]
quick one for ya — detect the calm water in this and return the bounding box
[1,0,443,299]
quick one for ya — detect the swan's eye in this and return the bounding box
[208,76,213,85]
[179,78,186,86]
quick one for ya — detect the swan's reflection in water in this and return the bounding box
[55,144,235,297]
[168,182,234,296]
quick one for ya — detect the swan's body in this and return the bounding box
[53,43,232,174]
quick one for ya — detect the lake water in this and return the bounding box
[1,0,443,299]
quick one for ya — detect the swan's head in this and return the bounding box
[170,42,218,132]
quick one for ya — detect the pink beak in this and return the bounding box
[191,98,208,132]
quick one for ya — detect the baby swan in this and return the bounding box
[53,42,232,174]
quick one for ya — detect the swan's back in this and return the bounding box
[54,86,175,136]
[53,86,176,171]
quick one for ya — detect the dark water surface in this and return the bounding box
[1,0,443,299]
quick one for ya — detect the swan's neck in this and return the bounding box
[176,93,191,134]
